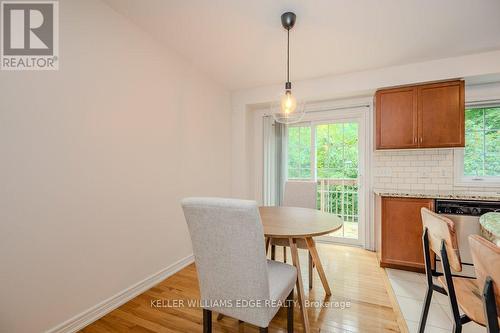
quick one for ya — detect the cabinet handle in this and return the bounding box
[419,137,423,143]
[413,137,417,143]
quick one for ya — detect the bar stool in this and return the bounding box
[419,208,474,333]
[469,234,500,333]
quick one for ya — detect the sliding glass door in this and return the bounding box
[286,116,365,245]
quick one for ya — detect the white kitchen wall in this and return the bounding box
[0,1,231,332]
[373,149,454,191]
[373,149,500,193]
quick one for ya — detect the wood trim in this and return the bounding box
[375,78,463,92]
[460,79,466,147]
[417,84,423,147]
[380,260,425,273]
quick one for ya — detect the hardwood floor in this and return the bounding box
[80,244,401,332]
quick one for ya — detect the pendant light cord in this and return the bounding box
[287,29,290,84]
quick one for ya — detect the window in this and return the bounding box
[455,105,500,186]
[287,125,311,179]
[285,120,362,240]
[286,123,359,180]
[316,123,359,179]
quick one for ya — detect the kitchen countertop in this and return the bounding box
[479,213,500,246]
[373,189,500,201]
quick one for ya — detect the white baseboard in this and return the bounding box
[46,254,194,333]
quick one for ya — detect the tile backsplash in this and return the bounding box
[373,149,500,193]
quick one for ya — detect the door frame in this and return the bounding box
[285,106,370,247]
[252,98,374,250]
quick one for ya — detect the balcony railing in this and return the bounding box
[317,178,359,223]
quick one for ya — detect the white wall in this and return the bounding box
[0,1,232,332]
[231,51,500,199]
[373,149,459,191]
[373,146,500,195]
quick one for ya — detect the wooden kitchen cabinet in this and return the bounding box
[380,197,434,272]
[418,81,465,148]
[376,87,418,149]
[375,80,464,149]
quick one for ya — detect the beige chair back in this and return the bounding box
[181,198,272,327]
[283,181,317,209]
[421,208,462,272]
[469,234,500,314]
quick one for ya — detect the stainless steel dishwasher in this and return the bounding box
[435,199,500,277]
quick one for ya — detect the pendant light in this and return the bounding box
[272,12,305,124]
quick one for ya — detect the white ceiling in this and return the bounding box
[104,0,500,90]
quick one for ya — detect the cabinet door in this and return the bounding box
[381,197,434,271]
[418,81,465,148]
[376,87,418,149]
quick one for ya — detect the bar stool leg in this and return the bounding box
[203,309,212,333]
[287,289,294,333]
[308,252,313,290]
[483,277,499,333]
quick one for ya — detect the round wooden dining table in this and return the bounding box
[259,206,343,333]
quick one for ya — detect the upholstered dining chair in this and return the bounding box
[269,181,317,289]
[181,197,296,333]
[469,234,500,333]
[419,208,475,333]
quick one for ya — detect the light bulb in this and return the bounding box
[280,91,297,114]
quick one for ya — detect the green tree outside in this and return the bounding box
[464,107,500,176]
[287,123,359,222]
